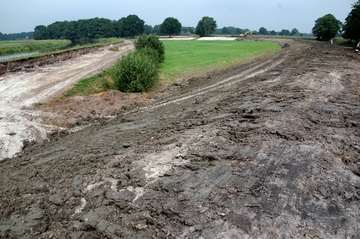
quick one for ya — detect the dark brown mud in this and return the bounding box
[0,40,359,238]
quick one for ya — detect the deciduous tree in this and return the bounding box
[153,25,162,35]
[118,15,145,38]
[144,25,153,35]
[290,28,299,36]
[195,16,217,37]
[182,27,194,34]
[312,14,342,41]
[259,27,268,35]
[161,17,182,37]
[343,0,360,41]
[34,25,48,40]
[279,29,290,36]
[222,27,230,34]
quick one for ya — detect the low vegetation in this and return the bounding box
[63,71,115,97]
[160,40,280,82]
[334,38,354,47]
[65,35,164,96]
[111,35,163,92]
[63,39,280,97]
[134,35,165,62]
[0,38,123,58]
[0,39,70,56]
[112,47,160,92]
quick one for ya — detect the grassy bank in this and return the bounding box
[63,40,280,97]
[0,38,123,57]
[0,40,71,56]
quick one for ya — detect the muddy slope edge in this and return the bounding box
[0,44,114,75]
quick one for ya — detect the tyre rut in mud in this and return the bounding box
[0,40,359,238]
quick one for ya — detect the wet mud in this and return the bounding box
[0,40,359,238]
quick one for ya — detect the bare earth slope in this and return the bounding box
[0,40,359,238]
[0,41,134,160]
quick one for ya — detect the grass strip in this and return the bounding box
[63,40,280,97]
[160,40,280,82]
[0,40,71,56]
[0,38,123,59]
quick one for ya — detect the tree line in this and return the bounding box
[218,27,308,36]
[34,16,143,44]
[33,15,218,43]
[0,32,34,40]
[311,0,360,41]
[4,0,360,43]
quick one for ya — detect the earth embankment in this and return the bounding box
[0,39,359,238]
[0,40,134,160]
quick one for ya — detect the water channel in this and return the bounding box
[0,51,40,61]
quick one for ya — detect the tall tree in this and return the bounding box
[222,27,230,34]
[161,17,182,37]
[290,28,299,36]
[259,27,268,35]
[195,16,217,37]
[47,21,67,39]
[77,19,91,43]
[112,20,121,37]
[144,25,153,35]
[118,15,145,38]
[182,27,194,34]
[279,29,290,36]
[312,14,342,41]
[90,18,115,39]
[226,27,236,34]
[34,25,48,40]
[343,0,360,41]
[63,21,77,43]
[153,25,162,35]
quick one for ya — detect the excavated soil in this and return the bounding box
[0,41,134,160]
[1,39,360,238]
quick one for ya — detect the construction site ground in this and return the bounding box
[0,39,359,238]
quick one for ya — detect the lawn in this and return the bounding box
[63,39,281,97]
[160,40,280,81]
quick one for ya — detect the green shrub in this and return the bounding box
[112,51,159,92]
[134,35,165,62]
[136,47,161,66]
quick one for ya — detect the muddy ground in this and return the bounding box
[0,39,360,238]
[0,41,134,160]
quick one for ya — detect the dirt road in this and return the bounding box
[0,41,134,160]
[0,39,359,238]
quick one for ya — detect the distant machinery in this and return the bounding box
[238,30,254,40]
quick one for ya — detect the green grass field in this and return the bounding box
[160,40,280,81]
[63,40,280,97]
[0,38,123,57]
[0,39,71,56]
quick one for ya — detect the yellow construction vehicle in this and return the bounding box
[239,30,254,39]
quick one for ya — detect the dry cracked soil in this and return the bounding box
[0,39,360,238]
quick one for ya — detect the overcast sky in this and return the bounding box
[0,0,355,34]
